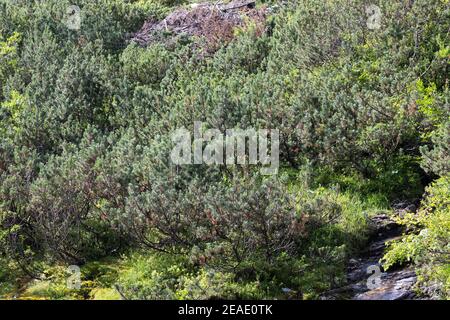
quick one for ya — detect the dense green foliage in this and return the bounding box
[0,0,448,299]
[383,174,450,299]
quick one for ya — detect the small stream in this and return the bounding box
[321,212,420,300]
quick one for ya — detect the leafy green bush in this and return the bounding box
[421,118,450,177]
[382,175,450,299]
[0,32,21,100]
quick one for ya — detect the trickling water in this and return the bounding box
[321,212,420,300]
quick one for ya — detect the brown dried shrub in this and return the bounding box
[131,1,267,53]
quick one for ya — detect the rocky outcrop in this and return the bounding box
[321,208,424,300]
[353,269,417,300]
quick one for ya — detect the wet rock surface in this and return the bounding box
[321,211,421,300]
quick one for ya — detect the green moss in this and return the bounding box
[91,288,121,300]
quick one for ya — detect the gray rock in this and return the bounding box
[320,213,423,300]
